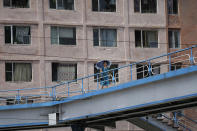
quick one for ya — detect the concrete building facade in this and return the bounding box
[0,0,197,130]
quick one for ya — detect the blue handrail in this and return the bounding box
[161,114,192,131]
[179,113,197,125]
[0,45,197,104]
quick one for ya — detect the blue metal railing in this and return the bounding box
[180,113,197,125]
[161,113,192,131]
[0,45,197,105]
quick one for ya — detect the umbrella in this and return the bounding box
[95,60,111,69]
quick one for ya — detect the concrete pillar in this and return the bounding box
[71,125,85,131]
[37,0,46,88]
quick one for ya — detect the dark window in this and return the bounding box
[171,63,182,71]
[6,98,33,105]
[5,63,32,82]
[168,29,180,48]
[93,28,117,47]
[168,0,178,14]
[50,0,56,9]
[4,26,31,44]
[3,0,11,7]
[52,63,77,82]
[5,63,12,81]
[94,64,119,82]
[3,0,29,8]
[49,0,74,10]
[137,64,160,79]
[51,26,76,45]
[93,29,99,46]
[134,0,140,12]
[5,26,11,43]
[92,0,116,12]
[135,30,158,48]
[135,30,141,47]
[134,0,157,13]
[92,0,98,11]
[6,99,15,105]
[52,63,58,82]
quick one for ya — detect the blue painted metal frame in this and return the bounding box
[162,114,192,131]
[0,65,197,111]
[0,45,196,103]
[140,117,168,131]
[0,66,197,128]
[180,113,197,125]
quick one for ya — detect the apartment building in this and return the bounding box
[0,0,196,131]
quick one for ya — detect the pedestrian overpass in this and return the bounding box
[0,46,197,131]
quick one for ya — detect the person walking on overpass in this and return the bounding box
[96,60,111,89]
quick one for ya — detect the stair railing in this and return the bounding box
[161,113,192,131]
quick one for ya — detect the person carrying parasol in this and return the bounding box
[95,60,111,89]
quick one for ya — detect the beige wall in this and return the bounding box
[0,0,168,91]
[0,0,171,130]
[0,0,196,130]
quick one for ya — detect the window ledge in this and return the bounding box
[4,44,31,46]
[3,7,31,10]
[6,81,33,83]
[51,44,77,47]
[135,47,159,49]
[92,11,118,14]
[135,13,158,15]
[49,9,76,12]
[169,47,181,50]
[93,47,119,51]
[168,14,179,16]
[93,46,118,49]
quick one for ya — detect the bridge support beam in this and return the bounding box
[71,125,85,131]
[88,125,104,131]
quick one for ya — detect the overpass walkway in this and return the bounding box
[0,46,197,131]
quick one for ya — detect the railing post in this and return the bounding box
[16,90,20,104]
[25,96,28,104]
[52,87,56,101]
[169,55,171,71]
[173,112,178,126]
[112,70,115,85]
[97,74,99,90]
[67,82,70,97]
[81,78,84,94]
[130,64,132,81]
[148,61,152,76]
[190,47,194,65]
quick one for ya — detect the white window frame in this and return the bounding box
[168,29,180,49]
[93,0,117,12]
[3,0,30,8]
[51,26,76,45]
[135,30,158,48]
[93,28,117,47]
[5,62,32,82]
[136,64,160,79]
[4,25,31,45]
[50,0,75,10]
[52,62,77,82]
[170,63,182,71]
[168,0,179,15]
[134,0,157,13]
